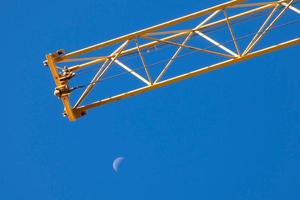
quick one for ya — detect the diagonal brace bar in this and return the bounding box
[74,40,130,108]
[135,39,153,84]
[243,3,280,55]
[114,59,151,85]
[223,9,241,56]
[195,31,239,57]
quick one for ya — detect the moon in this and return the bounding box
[113,157,125,172]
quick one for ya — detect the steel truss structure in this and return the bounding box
[44,0,300,121]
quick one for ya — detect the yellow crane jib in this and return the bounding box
[44,0,300,121]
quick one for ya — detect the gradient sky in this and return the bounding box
[1,0,300,200]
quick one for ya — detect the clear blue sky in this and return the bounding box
[1,1,300,200]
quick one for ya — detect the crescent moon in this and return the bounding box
[113,157,125,172]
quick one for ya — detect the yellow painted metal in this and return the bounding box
[44,0,299,121]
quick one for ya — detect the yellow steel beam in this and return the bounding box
[58,0,244,61]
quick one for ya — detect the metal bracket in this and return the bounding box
[54,85,72,98]
[59,67,75,82]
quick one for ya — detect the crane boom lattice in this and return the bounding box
[44,0,300,121]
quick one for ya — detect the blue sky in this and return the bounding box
[1,0,300,200]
